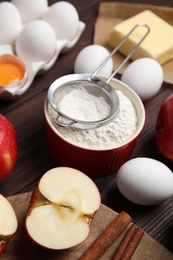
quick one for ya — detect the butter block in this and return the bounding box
[109,10,173,64]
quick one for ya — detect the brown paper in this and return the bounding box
[93,2,173,84]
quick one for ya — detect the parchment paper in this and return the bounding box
[93,2,173,84]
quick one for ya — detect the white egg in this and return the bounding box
[74,45,113,77]
[43,1,79,41]
[116,157,173,205]
[12,0,48,24]
[16,20,57,64]
[0,2,22,45]
[121,58,164,101]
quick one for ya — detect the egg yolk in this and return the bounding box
[0,60,25,86]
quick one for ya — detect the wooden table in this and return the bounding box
[0,0,173,256]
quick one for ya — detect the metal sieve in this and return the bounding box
[48,23,150,129]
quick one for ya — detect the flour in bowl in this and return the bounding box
[48,90,138,149]
[58,86,111,121]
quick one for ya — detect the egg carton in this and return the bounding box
[0,21,85,100]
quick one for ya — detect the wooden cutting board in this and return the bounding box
[1,192,172,259]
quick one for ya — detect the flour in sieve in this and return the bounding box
[58,87,111,121]
[48,90,138,149]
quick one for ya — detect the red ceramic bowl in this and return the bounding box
[44,77,145,177]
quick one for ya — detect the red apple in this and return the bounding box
[0,114,17,183]
[25,167,101,250]
[0,194,18,255]
[155,94,173,160]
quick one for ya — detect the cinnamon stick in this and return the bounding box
[112,224,137,260]
[121,227,144,260]
[113,224,144,260]
[79,211,132,260]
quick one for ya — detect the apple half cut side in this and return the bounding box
[155,94,173,161]
[0,194,18,255]
[25,167,101,250]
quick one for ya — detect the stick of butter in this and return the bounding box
[109,10,173,65]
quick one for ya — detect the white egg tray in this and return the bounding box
[0,21,85,99]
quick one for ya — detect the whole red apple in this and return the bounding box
[0,114,17,183]
[155,94,173,160]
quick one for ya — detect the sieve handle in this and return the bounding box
[55,115,76,127]
[91,23,150,83]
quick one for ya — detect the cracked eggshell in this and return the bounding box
[116,157,173,205]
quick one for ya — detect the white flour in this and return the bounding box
[58,87,111,121]
[48,90,138,149]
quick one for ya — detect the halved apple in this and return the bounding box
[25,167,101,250]
[0,194,18,255]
